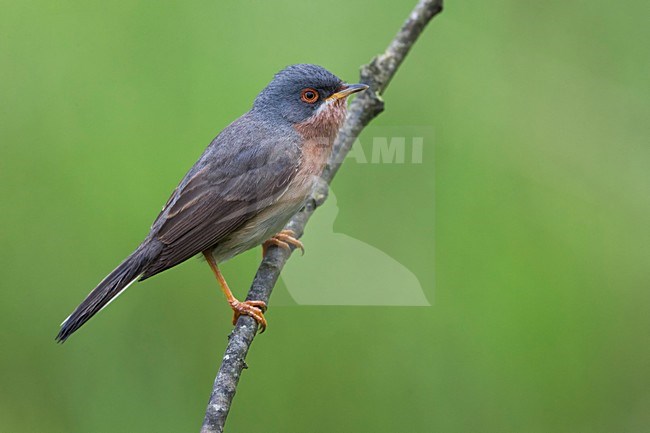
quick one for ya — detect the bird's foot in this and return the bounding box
[230,298,268,333]
[262,229,305,256]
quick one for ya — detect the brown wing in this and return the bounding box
[141,115,300,279]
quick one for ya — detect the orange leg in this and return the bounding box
[262,229,305,256]
[203,252,267,333]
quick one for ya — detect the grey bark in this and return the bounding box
[200,1,444,432]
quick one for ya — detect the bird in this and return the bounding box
[56,64,368,342]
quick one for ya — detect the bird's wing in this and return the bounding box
[141,116,300,279]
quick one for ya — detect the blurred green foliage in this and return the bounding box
[1,1,648,432]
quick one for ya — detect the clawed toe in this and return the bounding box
[262,229,305,256]
[230,299,268,333]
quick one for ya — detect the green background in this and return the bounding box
[1,1,648,432]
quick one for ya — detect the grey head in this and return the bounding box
[252,64,368,124]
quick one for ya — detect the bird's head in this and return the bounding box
[253,64,368,132]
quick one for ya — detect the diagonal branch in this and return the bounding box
[200,1,443,432]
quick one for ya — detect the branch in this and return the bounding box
[200,1,443,432]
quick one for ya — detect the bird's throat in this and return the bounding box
[293,98,347,146]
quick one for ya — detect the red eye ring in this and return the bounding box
[300,88,319,103]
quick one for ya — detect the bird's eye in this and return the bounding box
[300,88,319,104]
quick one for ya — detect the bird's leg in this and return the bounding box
[203,252,267,332]
[262,229,305,256]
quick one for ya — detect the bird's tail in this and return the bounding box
[56,242,161,343]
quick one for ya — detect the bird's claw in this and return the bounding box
[230,299,268,333]
[262,229,305,256]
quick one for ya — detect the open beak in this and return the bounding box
[327,83,369,101]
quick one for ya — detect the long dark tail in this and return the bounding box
[56,242,161,343]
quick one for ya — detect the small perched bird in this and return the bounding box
[56,64,368,342]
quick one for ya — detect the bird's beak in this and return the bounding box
[326,83,369,101]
